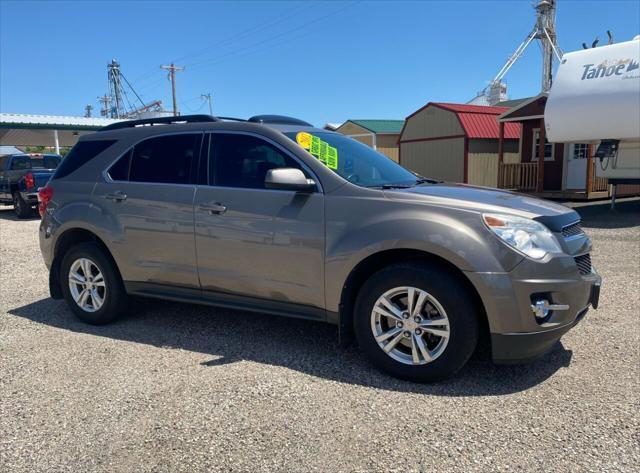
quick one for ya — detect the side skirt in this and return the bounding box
[124,281,328,323]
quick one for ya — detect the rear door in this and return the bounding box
[194,131,325,310]
[93,132,203,288]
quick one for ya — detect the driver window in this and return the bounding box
[210,133,304,189]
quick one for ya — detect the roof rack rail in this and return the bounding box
[99,114,219,132]
[248,115,313,127]
[217,116,247,122]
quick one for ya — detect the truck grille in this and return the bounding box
[574,253,592,275]
[562,222,584,238]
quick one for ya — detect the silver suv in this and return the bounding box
[39,114,601,382]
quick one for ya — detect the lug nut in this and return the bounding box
[413,316,421,323]
[396,321,404,328]
[415,328,423,336]
[402,312,410,319]
[403,331,411,338]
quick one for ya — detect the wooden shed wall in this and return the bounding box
[400,107,463,141]
[400,137,465,182]
[467,139,519,187]
[336,122,400,162]
[376,134,400,162]
[335,122,370,139]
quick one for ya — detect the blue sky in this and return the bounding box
[1,0,639,126]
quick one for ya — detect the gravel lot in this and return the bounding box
[1,200,639,473]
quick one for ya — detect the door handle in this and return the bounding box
[104,191,127,202]
[199,202,227,214]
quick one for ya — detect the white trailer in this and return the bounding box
[545,36,640,205]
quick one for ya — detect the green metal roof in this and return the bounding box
[494,97,532,108]
[347,119,404,134]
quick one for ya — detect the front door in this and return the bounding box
[93,132,203,288]
[194,132,325,310]
[565,143,588,190]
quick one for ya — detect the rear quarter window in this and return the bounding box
[52,140,116,180]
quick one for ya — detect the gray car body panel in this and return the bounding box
[39,118,601,364]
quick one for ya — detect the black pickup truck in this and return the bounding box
[0,153,61,218]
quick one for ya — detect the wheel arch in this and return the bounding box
[337,248,489,348]
[49,227,122,299]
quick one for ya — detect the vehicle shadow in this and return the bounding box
[0,207,39,221]
[570,198,640,229]
[9,297,572,396]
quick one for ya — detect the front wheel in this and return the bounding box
[354,263,479,382]
[60,243,128,324]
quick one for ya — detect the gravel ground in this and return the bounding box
[1,200,638,473]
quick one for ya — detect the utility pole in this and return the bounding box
[84,104,93,118]
[160,63,185,116]
[201,93,213,115]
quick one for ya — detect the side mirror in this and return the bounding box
[264,168,316,192]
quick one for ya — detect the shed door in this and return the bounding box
[565,143,588,190]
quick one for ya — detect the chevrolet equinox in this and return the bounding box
[39,114,601,382]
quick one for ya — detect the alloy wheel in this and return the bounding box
[68,258,106,313]
[370,286,450,365]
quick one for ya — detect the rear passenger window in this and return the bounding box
[128,134,201,184]
[210,134,304,189]
[52,140,116,180]
[108,150,131,181]
[10,156,30,170]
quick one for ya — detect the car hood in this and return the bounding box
[383,183,579,232]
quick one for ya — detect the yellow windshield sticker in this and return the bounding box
[296,132,339,170]
[296,132,312,150]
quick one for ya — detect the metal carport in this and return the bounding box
[0,114,124,153]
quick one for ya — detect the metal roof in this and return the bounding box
[0,113,124,131]
[347,119,404,134]
[495,97,532,108]
[0,145,23,155]
[430,103,520,139]
[431,103,510,114]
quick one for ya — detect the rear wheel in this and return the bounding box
[13,192,31,218]
[354,263,479,382]
[60,243,128,324]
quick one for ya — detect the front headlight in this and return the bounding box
[482,213,562,260]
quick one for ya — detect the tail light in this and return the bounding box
[25,172,35,189]
[38,184,54,217]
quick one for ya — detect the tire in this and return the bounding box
[13,192,31,219]
[354,262,479,382]
[60,242,128,324]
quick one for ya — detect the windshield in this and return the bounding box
[284,131,421,187]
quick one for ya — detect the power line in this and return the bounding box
[186,2,359,71]
[129,2,316,86]
[172,2,314,65]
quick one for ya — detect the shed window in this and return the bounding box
[572,143,589,159]
[532,129,554,161]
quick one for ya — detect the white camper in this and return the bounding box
[545,36,640,190]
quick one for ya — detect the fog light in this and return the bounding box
[532,300,550,319]
[531,299,570,319]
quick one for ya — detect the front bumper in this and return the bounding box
[466,254,602,364]
[491,306,590,363]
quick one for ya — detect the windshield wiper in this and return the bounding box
[413,177,441,185]
[380,183,413,189]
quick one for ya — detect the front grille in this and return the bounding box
[562,222,584,238]
[574,253,592,275]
